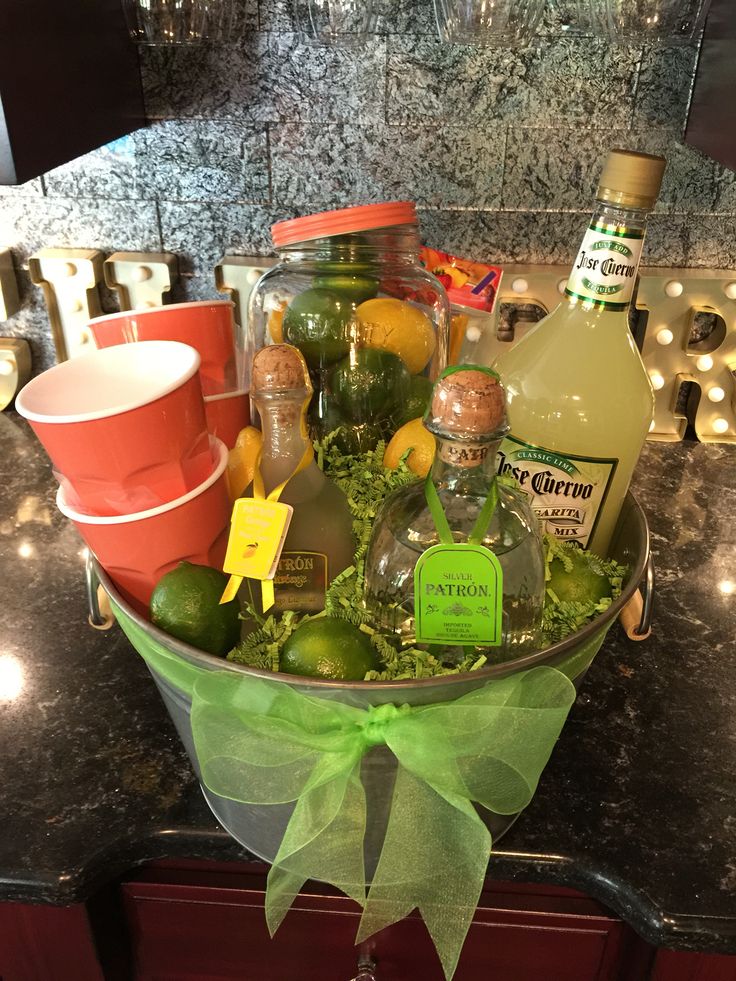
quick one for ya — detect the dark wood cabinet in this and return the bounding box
[0,0,145,185]
[121,863,653,981]
[2,865,736,980]
[650,950,736,981]
[0,903,104,981]
[122,887,645,980]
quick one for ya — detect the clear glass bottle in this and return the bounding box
[247,202,450,456]
[364,367,545,659]
[244,344,355,616]
[493,149,666,557]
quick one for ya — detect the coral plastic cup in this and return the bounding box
[57,438,231,615]
[204,389,251,449]
[88,300,238,397]
[16,341,213,516]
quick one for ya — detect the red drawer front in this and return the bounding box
[0,903,104,981]
[121,879,645,981]
[651,949,736,981]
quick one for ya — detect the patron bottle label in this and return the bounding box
[273,551,328,612]
[565,221,644,311]
[414,544,503,647]
[497,437,617,547]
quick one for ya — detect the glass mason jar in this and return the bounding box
[247,202,450,455]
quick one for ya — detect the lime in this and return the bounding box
[313,274,379,305]
[150,562,241,657]
[355,297,436,374]
[334,420,388,456]
[308,390,348,440]
[384,417,436,477]
[393,374,434,428]
[283,288,353,368]
[331,348,410,423]
[547,551,612,605]
[315,261,376,275]
[308,387,387,453]
[280,617,379,680]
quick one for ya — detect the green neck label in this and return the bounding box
[414,544,503,646]
[565,221,645,311]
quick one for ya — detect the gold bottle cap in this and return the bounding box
[597,149,666,210]
[425,366,508,440]
[252,343,312,395]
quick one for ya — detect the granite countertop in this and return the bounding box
[1,409,735,955]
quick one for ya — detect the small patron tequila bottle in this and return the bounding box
[245,344,355,615]
[364,367,545,658]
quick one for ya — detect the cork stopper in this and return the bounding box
[597,149,666,210]
[425,367,508,440]
[251,343,312,396]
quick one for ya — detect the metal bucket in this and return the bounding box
[91,493,651,870]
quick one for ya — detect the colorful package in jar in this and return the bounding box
[420,246,503,366]
[247,203,450,453]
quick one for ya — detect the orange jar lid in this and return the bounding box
[271,201,417,248]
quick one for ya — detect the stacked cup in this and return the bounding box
[88,300,250,450]
[16,341,233,616]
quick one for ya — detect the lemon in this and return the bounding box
[280,617,379,680]
[150,562,241,657]
[547,551,612,605]
[449,312,469,366]
[384,417,436,477]
[355,298,436,374]
[267,302,286,344]
[226,426,262,501]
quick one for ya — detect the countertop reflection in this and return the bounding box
[1,410,735,955]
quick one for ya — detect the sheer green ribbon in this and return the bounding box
[113,601,607,980]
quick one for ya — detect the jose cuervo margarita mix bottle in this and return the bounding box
[493,149,666,555]
[364,367,545,658]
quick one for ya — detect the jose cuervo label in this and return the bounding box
[565,221,644,311]
[497,438,617,547]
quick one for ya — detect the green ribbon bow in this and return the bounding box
[114,602,608,980]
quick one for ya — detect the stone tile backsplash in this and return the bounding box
[0,4,732,372]
[270,122,506,209]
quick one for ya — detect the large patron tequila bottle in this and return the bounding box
[364,367,545,658]
[494,149,666,556]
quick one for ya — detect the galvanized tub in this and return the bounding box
[91,492,651,872]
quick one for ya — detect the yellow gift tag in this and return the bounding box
[219,368,314,610]
[223,498,294,582]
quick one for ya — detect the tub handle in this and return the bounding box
[619,553,654,641]
[85,552,115,630]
